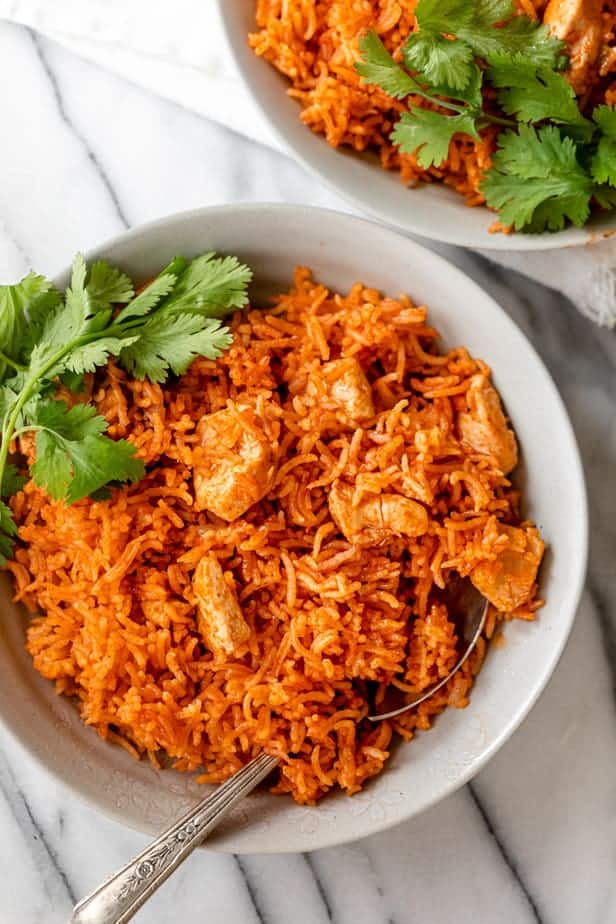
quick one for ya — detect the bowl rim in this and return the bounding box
[0,203,589,852]
[216,0,616,253]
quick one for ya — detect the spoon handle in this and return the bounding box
[70,752,279,924]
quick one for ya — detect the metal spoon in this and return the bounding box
[70,579,488,924]
[70,752,280,924]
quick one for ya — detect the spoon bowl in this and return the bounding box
[368,579,489,722]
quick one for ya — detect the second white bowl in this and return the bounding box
[218,1,616,251]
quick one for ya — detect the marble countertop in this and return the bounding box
[1,19,615,924]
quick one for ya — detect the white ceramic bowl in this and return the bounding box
[0,205,587,853]
[218,0,616,251]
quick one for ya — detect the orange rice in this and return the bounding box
[250,0,616,207]
[8,270,542,804]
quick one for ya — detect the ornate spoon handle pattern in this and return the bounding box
[70,752,280,924]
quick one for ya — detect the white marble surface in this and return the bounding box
[0,19,615,924]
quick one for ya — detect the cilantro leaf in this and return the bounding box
[0,273,60,380]
[429,63,484,107]
[356,32,423,99]
[28,301,81,378]
[159,256,188,278]
[485,123,577,177]
[30,400,108,440]
[87,261,134,310]
[120,313,233,383]
[592,141,616,187]
[412,0,473,35]
[521,195,591,233]
[413,0,564,67]
[158,253,252,319]
[63,254,91,334]
[59,370,86,392]
[481,125,593,231]
[594,105,616,138]
[469,2,564,65]
[483,173,591,231]
[29,256,100,373]
[115,273,177,323]
[65,254,133,324]
[29,399,144,504]
[594,185,616,209]
[63,335,139,376]
[591,106,616,187]
[488,59,593,138]
[0,463,27,498]
[0,499,17,564]
[392,110,479,167]
[403,33,474,92]
[31,399,107,440]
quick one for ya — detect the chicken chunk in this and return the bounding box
[457,375,518,475]
[193,404,274,521]
[193,554,250,658]
[324,358,374,421]
[544,0,603,95]
[471,525,544,613]
[329,481,428,542]
[305,357,374,424]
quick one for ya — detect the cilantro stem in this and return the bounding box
[0,350,27,373]
[415,93,466,115]
[12,425,41,438]
[0,392,33,498]
[408,95,517,132]
[479,113,517,129]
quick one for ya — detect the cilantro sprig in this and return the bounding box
[355,0,616,232]
[0,251,252,563]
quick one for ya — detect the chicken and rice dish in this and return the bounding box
[7,268,544,803]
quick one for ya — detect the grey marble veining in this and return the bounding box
[0,18,615,924]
